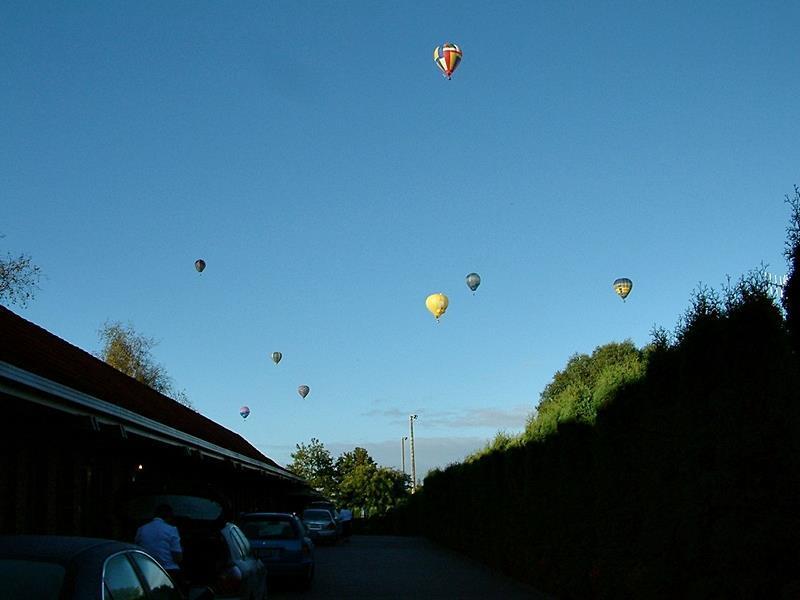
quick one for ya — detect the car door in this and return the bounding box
[229,524,266,598]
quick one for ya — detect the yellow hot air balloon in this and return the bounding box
[425,293,449,321]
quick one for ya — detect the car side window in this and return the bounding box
[103,554,146,600]
[231,525,252,557]
[226,527,246,560]
[231,525,250,558]
[130,552,182,600]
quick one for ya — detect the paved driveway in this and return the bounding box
[269,535,550,599]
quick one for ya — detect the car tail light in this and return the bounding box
[326,522,336,530]
[216,564,243,596]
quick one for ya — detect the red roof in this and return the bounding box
[0,305,285,470]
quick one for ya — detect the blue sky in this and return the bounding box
[2,1,798,478]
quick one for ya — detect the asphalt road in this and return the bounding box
[268,535,550,599]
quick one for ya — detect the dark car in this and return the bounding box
[239,513,314,589]
[120,490,267,600]
[0,535,214,600]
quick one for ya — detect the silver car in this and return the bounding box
[301,509,340,544]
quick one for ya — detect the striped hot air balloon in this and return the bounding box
[433,42,462,80]
[613,278,633,302]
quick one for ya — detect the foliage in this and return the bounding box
[783,184,800,353]
[288,438,337,498]
[525,340,647,440]
[335,447,376,480]
[465,430,523,463]
[97,320,193,408]
[339,463,409,518]
[0,235,42,308]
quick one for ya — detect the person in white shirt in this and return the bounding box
[135,504,184,589]
[338,508,353,537]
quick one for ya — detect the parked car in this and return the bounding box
[119,488,268,600]
[0,534,214,600]
[238,512,314,589]
[301,508,341,544]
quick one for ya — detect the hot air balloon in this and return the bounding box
[426,293,449,321]
[466,273,481,293]
[272,352,282,365]
[194,259,206,273]
[240,406,250,419]
[433,42,462,80]
[297,385,310,399]
[613,278,633,301]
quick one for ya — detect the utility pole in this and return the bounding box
[409,414,418,493]
[401,436,408,474]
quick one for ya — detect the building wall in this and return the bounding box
[0,392,309,539]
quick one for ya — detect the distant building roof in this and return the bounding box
[0,305,291,476]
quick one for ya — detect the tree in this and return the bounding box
[288,438,337,498]
[526,340,646,440]
[0,235,41,308]
[335,447,375,483]
[97,320,193,408]
[784,185,800,354]
[338,463,410,518]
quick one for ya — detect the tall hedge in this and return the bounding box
[396,278,800,598]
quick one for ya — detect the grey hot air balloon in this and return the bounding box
[466,272,481,293]
[194,259,206,273]
[297,385,310,399]
[272,352,282,365]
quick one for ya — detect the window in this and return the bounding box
[232,526,252,554]
[241,519,298,540]
[130,552,181,600]
[103,554,146,600]
[303,509,333,521]
[226,527,246,560]
[228,525,247,560]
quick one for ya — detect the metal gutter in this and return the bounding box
[0,360,303,483]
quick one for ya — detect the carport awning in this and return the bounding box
[0,359,303,481]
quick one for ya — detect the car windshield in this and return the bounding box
[0,559,65,599]
[240,519,298,540]
[302,510,331,521]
